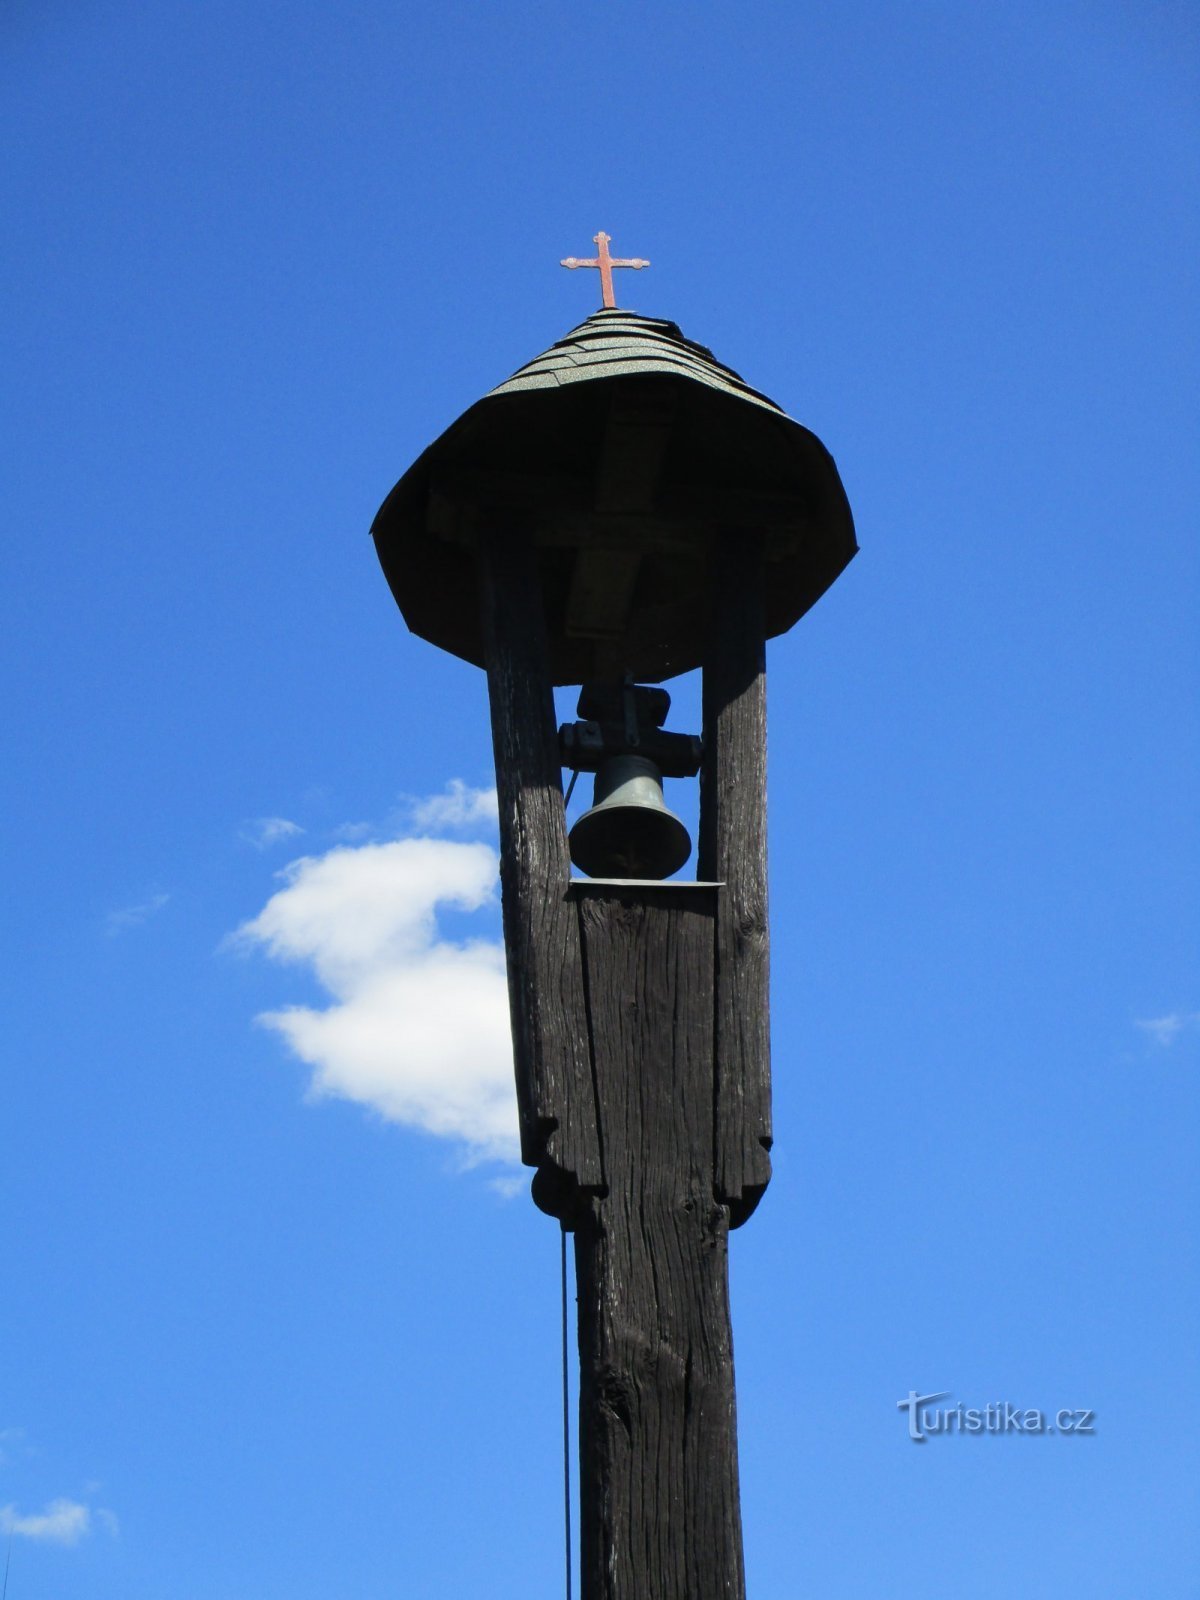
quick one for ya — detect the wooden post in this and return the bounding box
[699,528,772,1227]
[572,884,745,1600]
[476,523,604,1214]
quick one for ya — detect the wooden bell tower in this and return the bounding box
[371,272,856,1598]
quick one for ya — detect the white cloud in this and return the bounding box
[240,816,304,850]
[105,892,169,936]
[1136,1011,1200,1047]
[405,781,498,833]
[0,1499,91,1545]
[234,831,517,1164]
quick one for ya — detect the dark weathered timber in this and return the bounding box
[477,525,603,1215]
[699,529,772,1227]
[573,885,745,1600]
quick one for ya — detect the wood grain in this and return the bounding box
[699,528,772,1226]
[573,884,745,1600]
[477,524,603,1215]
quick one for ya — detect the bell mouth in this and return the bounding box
[569,805,692,880]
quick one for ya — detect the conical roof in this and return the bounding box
[372,308,856,684]
[487,308,787,414]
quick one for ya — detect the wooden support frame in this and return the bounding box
[478,520,769,1595]
[699,527,772,1226]
[476,522,604,1215]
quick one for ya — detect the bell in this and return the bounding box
[568,754,692,880]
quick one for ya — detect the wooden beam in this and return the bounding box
[563,545,643,639]
[699,528,772,1227]
[572,884,745,1600]
[476,523,604,1215]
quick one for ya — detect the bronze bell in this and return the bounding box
[568,754,691,880]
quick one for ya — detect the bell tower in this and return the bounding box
[372,282,856,1598]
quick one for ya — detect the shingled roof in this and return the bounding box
[488,308,785,417]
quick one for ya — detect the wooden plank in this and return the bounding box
[563,545,642,639]
[698,528,772,1227]
[476,523,604,1215]
[573,885,745,1600]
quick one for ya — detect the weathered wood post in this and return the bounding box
[372,290,855,1597]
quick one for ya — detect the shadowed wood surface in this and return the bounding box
[573,885,745,1600]
[699,528,772,1227]
[477,526,603,1212]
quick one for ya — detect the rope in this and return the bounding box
[561,1225,573,1600]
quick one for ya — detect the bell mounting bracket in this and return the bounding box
[558,677,703,779]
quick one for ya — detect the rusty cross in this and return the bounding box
[561,231,649,308]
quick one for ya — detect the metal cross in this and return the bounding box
[561,231,649,308]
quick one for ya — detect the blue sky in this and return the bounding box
[2,2,1197,1595]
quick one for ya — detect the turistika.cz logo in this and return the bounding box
[898,1391,1096,1442]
